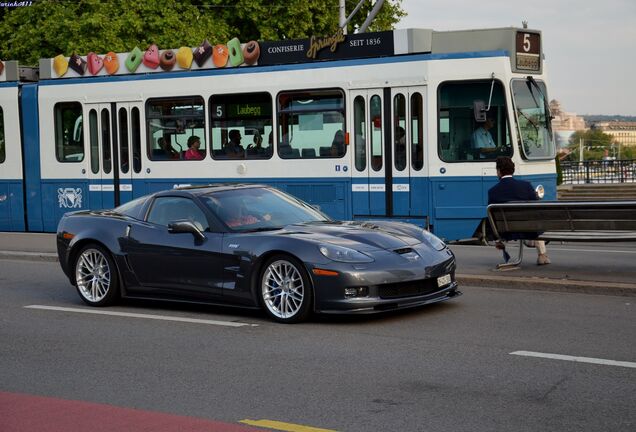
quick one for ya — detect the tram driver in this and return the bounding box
[472,116,498,159]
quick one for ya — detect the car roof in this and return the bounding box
[154,183,269,198]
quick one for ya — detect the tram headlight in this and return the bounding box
[535,184,545,199]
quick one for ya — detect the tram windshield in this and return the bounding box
[512,79,555,159]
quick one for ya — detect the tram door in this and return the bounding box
[351,87,427,219]
[390,86,427,217]
[86,102,143,209]
[351,89,386,216]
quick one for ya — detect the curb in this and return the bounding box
[457,274,636,297]
[1,252,635,297]
[0,251,58,262]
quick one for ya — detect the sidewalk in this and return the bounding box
[1,232,635,296]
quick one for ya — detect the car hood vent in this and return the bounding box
[394,247,414,255]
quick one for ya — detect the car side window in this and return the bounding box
[147,197,209,231]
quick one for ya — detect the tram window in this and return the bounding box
[89,109,99,174]
[101,108,112,174]
[146,97,206,161]
[354,96,366,171]
[411,93,424,171]
[394,93,407,171]
[370,94,383,171]
[437,81,512,162]
[210,92,273,160]
[54,102,84,162]
[0,107,4,164]
[131,107,142,173]
[512,79,555,159]
[118,108,130,173]
[277,89,345,159]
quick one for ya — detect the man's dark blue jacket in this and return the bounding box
[488,176,537,204]
[487,176,538,240]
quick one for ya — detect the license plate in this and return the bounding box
[437,274,452,287]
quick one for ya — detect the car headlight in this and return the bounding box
[319,244,374,263]
[422,230,446,251]
[535,184,545,199]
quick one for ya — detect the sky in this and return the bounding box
[396,0,636,116]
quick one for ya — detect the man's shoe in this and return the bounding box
[537,254,551,265]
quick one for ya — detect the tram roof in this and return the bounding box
[0,26,542,84]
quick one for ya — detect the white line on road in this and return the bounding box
[24,305,257,328]
[510,351,636,369]
[549,247,636,254]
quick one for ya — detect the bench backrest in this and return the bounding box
[487,201,636,239]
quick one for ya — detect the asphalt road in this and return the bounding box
[1,259,635,432]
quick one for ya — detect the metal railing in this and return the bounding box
[561,160,636,184]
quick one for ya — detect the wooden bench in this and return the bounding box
[486,201,636,268]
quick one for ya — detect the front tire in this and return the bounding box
[74,244,120,306]
[260,255,312,323]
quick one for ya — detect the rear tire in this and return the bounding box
[259,255,312,323]
[74,244,120,306]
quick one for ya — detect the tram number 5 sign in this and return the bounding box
[515,32,541,72]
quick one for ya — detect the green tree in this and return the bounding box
[568,129,615,161]
[0,0,405,66]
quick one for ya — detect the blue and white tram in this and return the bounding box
[0,27,556,240]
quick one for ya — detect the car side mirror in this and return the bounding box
[168,220,206,242]
[473,100,487,122]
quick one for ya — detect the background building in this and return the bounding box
[592,122,636,148]
[550,100,586,149]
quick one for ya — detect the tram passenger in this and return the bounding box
[184,135,204,160]
[158,137,179,160]
[472,117,497,158]
[331,130,345,157]
[488,156,551,265]
[225,129,245,158]
[246,131,270,157]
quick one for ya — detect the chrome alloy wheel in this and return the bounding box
[75,248,112,303]
[262,260,305,319]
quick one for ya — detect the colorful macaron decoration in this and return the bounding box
[53,54,69,77]
[159,50,176,71]
[193,39,212,67]
[143,44,160,69]
[212,44,229,68]
[227,38,244,67]
[242,41,260,65]
[176,46,193,69]
[87,52,104,75]
[104,52,119,75]
[68,53,87,75]
[125,47,143,72]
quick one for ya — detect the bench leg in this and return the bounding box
[496,240,523,269]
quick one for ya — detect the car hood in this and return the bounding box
[277,221,425,252]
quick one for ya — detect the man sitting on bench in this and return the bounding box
[488,156,551,265]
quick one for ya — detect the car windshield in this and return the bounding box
[202,187,328,231]
[113,196,149,219]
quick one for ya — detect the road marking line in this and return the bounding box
[240,419,338,432]
[510,351,636,369]
[24,305,257,328]
[549,247,636,254]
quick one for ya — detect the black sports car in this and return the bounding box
[57,184,460,323]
